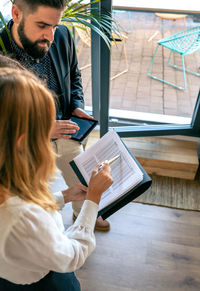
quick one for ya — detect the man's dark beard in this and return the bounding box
[18,20,51,58]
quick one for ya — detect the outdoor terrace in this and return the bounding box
[77,11,200,122]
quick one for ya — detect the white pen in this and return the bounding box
[98,154,120,170]
[107,154,120,165]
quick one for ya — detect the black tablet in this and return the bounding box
[70,116,98,142]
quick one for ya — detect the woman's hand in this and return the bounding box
[86,161,114,205]
[62,184,87,203]
[51,120,80,139]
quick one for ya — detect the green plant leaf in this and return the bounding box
[0,11,11,54]
[0,36,7,54]
[61,0,120,47]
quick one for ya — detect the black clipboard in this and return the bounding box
[70,116,98,142]
[69,131,152,219]
[70,156,151,219]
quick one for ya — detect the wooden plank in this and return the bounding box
[125,137,199,180]
[64,202,200,291]
[86,131,199,180]
[123,138,198,164]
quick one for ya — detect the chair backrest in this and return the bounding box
[158,26,200,55]
[74,23,91,47]
[73,23,128,48]
[155,13,188,21]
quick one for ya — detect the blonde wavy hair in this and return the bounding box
[0,68,58,211]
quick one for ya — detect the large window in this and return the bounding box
[81,0,200,138]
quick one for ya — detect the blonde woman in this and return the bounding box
[0,68,113,290]
[0,53,26,70]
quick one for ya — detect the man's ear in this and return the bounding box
[12,4,23,24]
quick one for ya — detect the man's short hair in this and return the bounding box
[13,0,66,12]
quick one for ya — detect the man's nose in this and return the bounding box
[44,28,54,42]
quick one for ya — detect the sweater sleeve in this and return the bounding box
[4,200,98,273]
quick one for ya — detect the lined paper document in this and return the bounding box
[72,130,143,211]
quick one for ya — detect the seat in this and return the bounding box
[112,9,133,34]
[147,26,200,90]
[74,24,128,81]
[148,13,188,42]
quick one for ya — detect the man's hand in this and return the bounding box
[51,120,79,139]
[72,108,94,120]
[62,183,88,203]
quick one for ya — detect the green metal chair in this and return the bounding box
[147,26,200,90]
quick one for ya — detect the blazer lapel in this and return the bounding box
[49,42,64,93]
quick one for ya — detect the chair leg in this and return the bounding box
[77,40,84,58]
[168,52,200,77]
[128,11,134,33]
[79,38,129,79]
[80,39,129,79]
[110,39,128,81]
[77,40,91,71]
[112,10,133,34]
[147,15,159,42]
[80,63,91,70]
[147,44,159,76]
[123,40,129,71]
[167,50,173,66]
[147,46,187,90]
[182,55,187,90]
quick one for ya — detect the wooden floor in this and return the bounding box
[61,202,200,291]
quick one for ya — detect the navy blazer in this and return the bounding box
[0,23,84,119]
